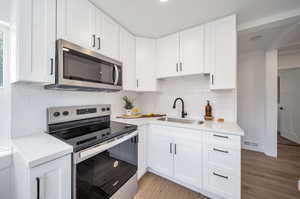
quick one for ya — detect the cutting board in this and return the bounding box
[116,114,166,119]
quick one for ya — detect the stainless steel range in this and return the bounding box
[47,105,138,199]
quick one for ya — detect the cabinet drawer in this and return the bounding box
[205,132,240,149]
[204,145,239,170]
[204,166,239,199]
[150,125,203,142]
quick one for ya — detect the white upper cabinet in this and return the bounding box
[206,15,237,90]
[57,0,94,49]
[156,33,180,78]
[136,37,157,92]
[11,0,57,84]
[120,27,136,91]
[156,26,205,79]
[57,0,120,60]
[179,25,205,76]
[100,14,120,60]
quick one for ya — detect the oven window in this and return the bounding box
[63,50,116,85]
[76,137,138,199]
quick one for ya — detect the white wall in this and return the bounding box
[237,51,266,152]
[139,76,237,121]
[278,68,300,144]
[278,51,300,69]
[0,25,11,147]
[0,0,10,24]
[11,84,139,138]
[264,49,278,157]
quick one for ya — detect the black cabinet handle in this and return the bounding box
[213,134,229,139]
[98,37,101,50]
[174,144,177,155]
[213,172,229,179]
[211,75,214,85]
[213,148,229,153]
[176,63,179,72]
[137,80,139,88]
[36,178,40,199]
[179,62,182,71]
[92,34,96,47]
[50,58,54,75]
[170,143,172,154]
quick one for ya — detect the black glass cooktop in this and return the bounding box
[48,116,137,152]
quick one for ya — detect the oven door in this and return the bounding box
[57,39,122,90]
[73,132,138,199]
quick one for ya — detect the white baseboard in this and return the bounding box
[280,132,300,145]
[242,143,263,152]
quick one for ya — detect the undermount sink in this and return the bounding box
[157,117,196,124]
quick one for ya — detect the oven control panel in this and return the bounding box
[48,104,111,124]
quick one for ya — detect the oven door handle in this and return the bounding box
[113,65,119,85]
[75,131,138,164]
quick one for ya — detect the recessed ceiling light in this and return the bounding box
[160,0,169,2]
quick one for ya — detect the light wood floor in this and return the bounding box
[134,172,208,199]
[135,144,300,199]
[242,145,300,199]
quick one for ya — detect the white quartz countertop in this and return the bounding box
[113,117,161,126]
[0,148,12,170]
[113,117,244,136]
[12,133,73,168]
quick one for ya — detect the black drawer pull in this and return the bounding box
[213,172,229,179]
[213,148,229,153]
[213,134,229,139]
[36,177,40,199]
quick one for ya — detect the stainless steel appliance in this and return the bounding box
[45,39,123,92]
[47,105,138,199]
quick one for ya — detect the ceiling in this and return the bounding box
[238,16,300,53]
[90,0,300,37]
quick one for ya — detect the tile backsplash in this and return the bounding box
[138,75,237,121]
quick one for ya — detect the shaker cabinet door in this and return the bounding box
[179,25,205,76]
[147,128,173,177]
[208,15,237,90]
[30,155,71,199]
[156,33,180,78]
[57,0,94,49]
[120,28,136,91]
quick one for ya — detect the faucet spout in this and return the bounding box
[173,98,188,118]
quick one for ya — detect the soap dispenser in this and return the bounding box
[204,100,214,121]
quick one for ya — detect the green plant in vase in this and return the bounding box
[122,96,134,115]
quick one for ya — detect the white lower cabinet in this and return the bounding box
[30,155,71,199]
[147,126,173,177]
[0,167,10,199]
[14,154,71,199]
[173,135,202,189]
[148,125,203,190]
[138,125,147,180]
[147,125,241,199]
[203,132,241,199]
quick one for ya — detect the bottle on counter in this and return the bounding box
[204,100,214,121]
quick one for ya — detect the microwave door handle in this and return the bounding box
[113,65,119,85]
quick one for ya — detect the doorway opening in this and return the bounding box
[278,47,300,148]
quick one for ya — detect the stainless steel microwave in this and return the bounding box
[45,39,122,92]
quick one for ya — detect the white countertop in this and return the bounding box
[12,133,73,168]
[113,117,244,136]
[0,148,11,170]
